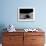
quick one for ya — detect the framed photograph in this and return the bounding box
[18,7,35,21]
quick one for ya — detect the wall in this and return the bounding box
[0,0,46,43]
[0,0,46,30]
